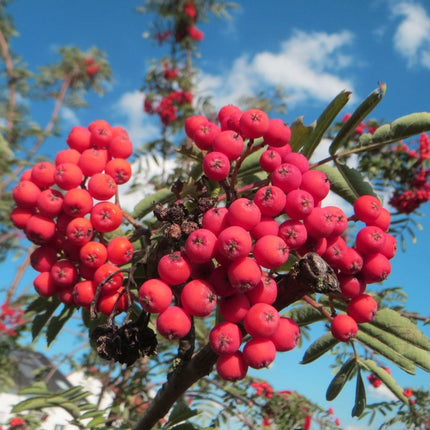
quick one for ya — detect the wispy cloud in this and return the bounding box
[61,106,80,127]
[113,90,160,145]
[391,1,430,68]
[198,30,356,110]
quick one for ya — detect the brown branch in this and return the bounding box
[0,26,16,134]
[7,243,36,301]
[132,253,339,430]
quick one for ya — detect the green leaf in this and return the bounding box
[301,332,339,364]
[359,359,409,404]
[359,322,430,372]
[301,90,352,159]
[289,116,314,152]
[30,296,61,342]
[359,112,430,147]
[355,331,416,374]
[326,357,357,400]
[165,400,198,428]
[87,415,108,427]
[284,304,326,326]
[317,163,376,205]
[18,381,50,396]
[46,304,75,346]
[12,396,50,413]
[132,188,176,219]
[351,369,366,417]
[329,84,386,156]
[370,308,430,351]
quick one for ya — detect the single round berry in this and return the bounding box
[239,109,270,139]
[157,251,192,286]
[253,235,289,269]
[202,151,230,181]
[210,321,242,355]
[244,303,280,338]
[216,351,248,381]
[243,338,276,369]
[156,306,192,340]
[330,314,358,342]
[353,195,382,223]
[180,279,217,317]
[269,317,301,352]
[138,278,173,313]
[347,293,378,323]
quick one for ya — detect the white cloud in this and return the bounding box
[198,30,356,110]
[367,383,398,401]
[114,90,160,145]
[391,1,430,68]
[61,106,80,127]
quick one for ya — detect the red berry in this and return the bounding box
[216,351,248,381]
[66,126,92,152]
[25,215,56,244]
[219,293,250,322]
[93,263,124,293]
[227,197,261,231]
[347,293,378,323]
[54,163,83,190]
[227,256,262,292]
[157,251,191,286]
[217,226,252,261]
[90,201,123,233]
[243,338,276,369]
[105,158,132,184]
[251,216,279,240]
[201,206,229,236]
[156,306,192,339]
[355,226,386,255]
[300,169,330,203]
[30,161,56,188]
[262,118,291,147]
[269,317,301,352]
[284,189,314,220]
[246,275,277,305]
[244,303,280,338]
[208,265,236,298]
[181,279,217,317]
[210,321,242,355]
[304,207,335,238]
[253,235,289,269]
[330,314,358,342]
[73,279,96,308]
[138,278,172,313]
[278,220,308,249]
[33,272,58,297]
[79,241,108,269]
[212,130,244,160]
[202,151,230,181]
[239,109,269,139]
[259,149,282,173]
[50,260,78,289]
[338,274,366,299]
[30,246,58,272]
[109,136,133,159]
[192,121,220,150]
[36,188,64,217]
[353,195,382,223]
[12,180,41,209]
[55,148,81,165]
[254,185,286,217]
[87,173,118,201]
[63,188,93,217]
[107,237,134,265]
[283,152,309,173]
[66,217,94,247]
[271,163,302,193]
[78,148,109,176]
[184,228,218,264]
[361,253,391,283]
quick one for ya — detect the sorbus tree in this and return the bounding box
[1,2,430,430]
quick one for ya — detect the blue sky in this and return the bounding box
[3,0,430,429]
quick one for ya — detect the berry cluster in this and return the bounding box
[0,301,25,337]
[389,133,430,213]
[84,57,101,77]
[139,105,397,381]
[10,120,135,316]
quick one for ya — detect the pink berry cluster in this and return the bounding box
[389,133,430,213]
[138,105,397,381]
[10,121,135,317]
[0,300,25,337]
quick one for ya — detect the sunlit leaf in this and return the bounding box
[359,112,430,147]
[355,331,416,374]
[301,90,352,159]
[359,322,430,372]
[370,308,430,351]
[329,84,386,156]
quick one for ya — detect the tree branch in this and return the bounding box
[132,253,339,430]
